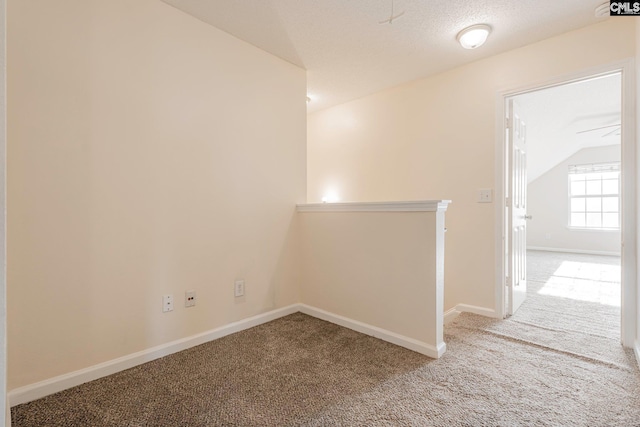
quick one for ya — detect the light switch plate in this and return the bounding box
[234,280,245,298]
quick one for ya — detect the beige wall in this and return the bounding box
[299,209,445,353]
[308,19,636,313]
[528,146,621,254]
[0,0,6,423]
[8,0,306,389]
[636,20,640,359]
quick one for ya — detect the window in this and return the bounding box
[568,162,620,230]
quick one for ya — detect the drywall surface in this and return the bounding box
[307,19,635,312]
[8,0,305,389]
[636,19,640,362]
[528,146,621,254]
[0,0,6,423]
[298,210,442,349]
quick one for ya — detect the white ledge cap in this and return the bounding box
[296,200,451,213]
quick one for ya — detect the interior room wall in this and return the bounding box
[307,19,635,313]
[1,0,7,423]
[635,19,640,362]
[527,146,621,254]
[298,208,446,355]
[7,0,306,390]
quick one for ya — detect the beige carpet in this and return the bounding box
[12,251,640,426]
[488,251,630,369]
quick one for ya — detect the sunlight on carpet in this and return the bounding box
[537,259,620,307]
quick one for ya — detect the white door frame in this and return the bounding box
[494,59,637,347]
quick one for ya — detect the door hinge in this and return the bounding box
[505,117,511,129]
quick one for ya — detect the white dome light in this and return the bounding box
[594,2,610,18]
[457,24,492,49]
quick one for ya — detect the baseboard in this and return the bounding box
[9,304,300,407]
[454,304,497,319]
[443,307,460,324]
[298,304,445,359]
[527,246,621,257]
[10,303,449,406]
[635,341,640,369]
[443,304,497,325]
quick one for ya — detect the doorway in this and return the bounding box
[495,61,637,348]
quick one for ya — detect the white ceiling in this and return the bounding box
[517,73,621,183]
[161,0,609,112]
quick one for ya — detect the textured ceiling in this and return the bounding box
[161,0,609,112]
[518,73,621,183]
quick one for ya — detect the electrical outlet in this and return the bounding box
[477,188,493,203]
[162,294,174,313]
[234,280,245,298]
[185,290,196,308]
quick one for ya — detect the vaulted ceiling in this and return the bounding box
[161,0,610,112]
[518,73,621,183]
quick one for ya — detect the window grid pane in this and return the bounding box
[603,213,619,228]
[602,179,618,195]
[586,198,601,212]
[570,180,585,196]
[586,180,602,195]
[568,164,620,230]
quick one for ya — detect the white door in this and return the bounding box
[507,99,528,315]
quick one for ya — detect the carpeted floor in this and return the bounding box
[489,250,629,369]
[11,251,640,426]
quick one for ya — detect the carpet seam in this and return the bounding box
[449,322,635,373]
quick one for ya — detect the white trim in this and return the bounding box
[9,304,300,407]
[444,304,497,324]
[296,200,451,213]
[495,59,637,344]
[444,307,460,324]
[619,58,637,348]
[455,304,498,319]
[9,303,449,407]
[298,304,445,359]
[495,89,507,319]
[635,341,640,369]
[527,246,621,257]
[565,227,621,233]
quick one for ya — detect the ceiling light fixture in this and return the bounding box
[594,2,610,18]
[456,24,492,49]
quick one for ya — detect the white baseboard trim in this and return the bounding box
[527,246,621,257]
[9,304,300,407]
[635,341,640,369]
[298,304,445,359]
[443,307,460,324]
[10,303,449,407]
[444,305,497,325]
[451,304,497,319]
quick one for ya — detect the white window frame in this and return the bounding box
[567,162,620,230]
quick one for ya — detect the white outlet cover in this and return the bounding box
[185,290,196,308]
[163,294,174,312]
[234,280,245,297]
